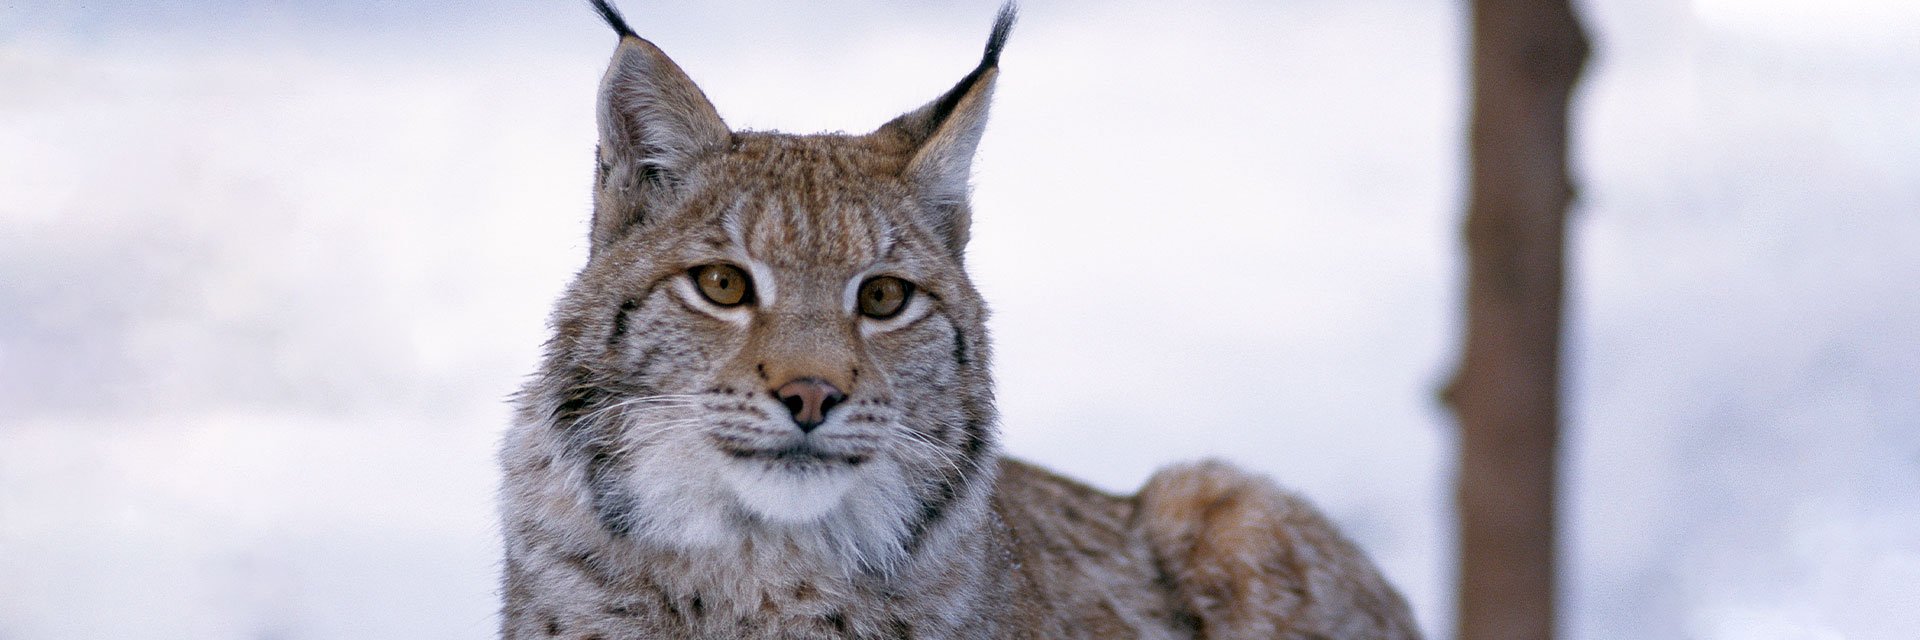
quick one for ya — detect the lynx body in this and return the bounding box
[498,3,1420,638]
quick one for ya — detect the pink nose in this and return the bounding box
[774,378,845,433]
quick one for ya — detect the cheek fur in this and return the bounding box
[615,287,750,392]
[868,314,963,389]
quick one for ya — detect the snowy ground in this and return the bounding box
[2,1,1916,638]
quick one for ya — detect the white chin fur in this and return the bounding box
[720,461,858,524]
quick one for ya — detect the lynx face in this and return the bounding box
[520,9,1008,570]
[569,137,987,531]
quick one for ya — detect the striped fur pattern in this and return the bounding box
[497,2,1420,638]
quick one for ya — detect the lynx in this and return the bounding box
[497,2,1421,638]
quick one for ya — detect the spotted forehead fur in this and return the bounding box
[709,132,918,271]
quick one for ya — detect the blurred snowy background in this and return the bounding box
[2,0,1916,638]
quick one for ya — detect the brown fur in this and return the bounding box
[497,3,1419,638]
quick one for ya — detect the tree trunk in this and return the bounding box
[1445,0,1588,639]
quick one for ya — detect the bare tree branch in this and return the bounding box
[1447,0,1589,638]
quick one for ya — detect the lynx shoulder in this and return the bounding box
[497,2,1420,638]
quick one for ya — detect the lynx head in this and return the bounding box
[517,1,1013,571]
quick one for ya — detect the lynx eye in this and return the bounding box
[690,264,752,307]
[857,276,913,319]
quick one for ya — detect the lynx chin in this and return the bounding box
[497,2,1421,638]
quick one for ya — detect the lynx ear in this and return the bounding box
[873,4,1015,256]
[589,1,731,253]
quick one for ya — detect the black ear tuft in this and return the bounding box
[926,3,1016,122]
[588,0,638,40]
[982,3,1017,69]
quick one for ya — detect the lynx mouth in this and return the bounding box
[712,439,871,467]
[714,438,870,524]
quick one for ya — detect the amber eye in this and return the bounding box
[857,276,913,319]
[690,264,752,307]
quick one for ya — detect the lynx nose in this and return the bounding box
[774,378,845,433]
